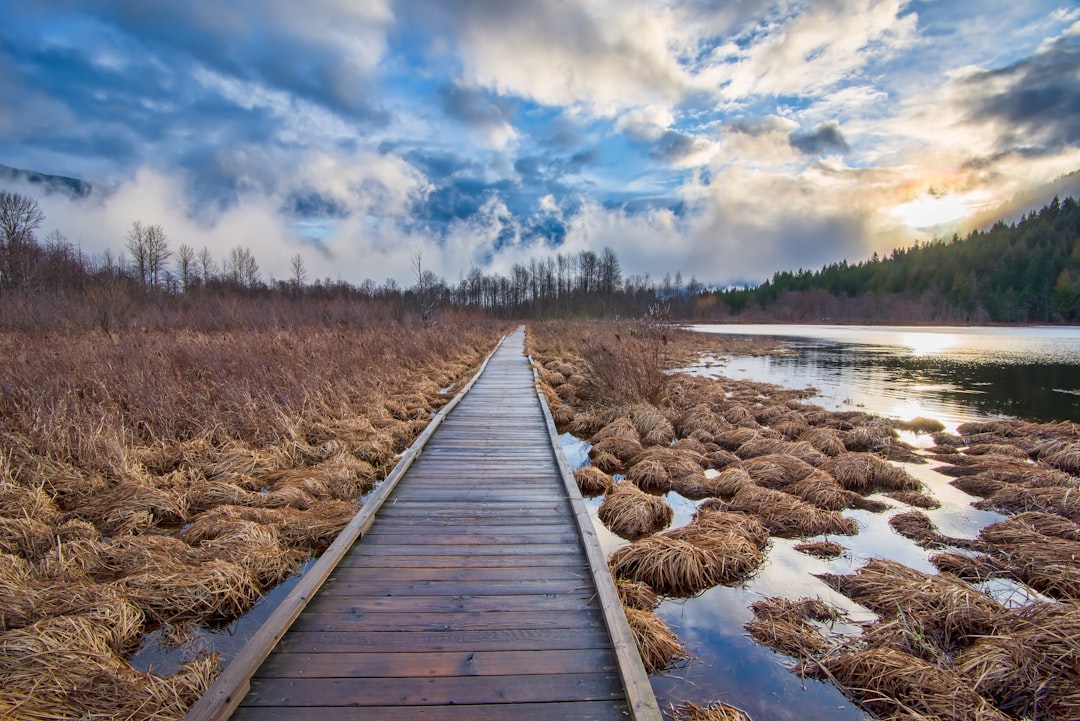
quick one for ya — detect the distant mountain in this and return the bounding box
[0,163,92,199]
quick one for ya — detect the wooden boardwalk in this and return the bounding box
[187,328,660,721]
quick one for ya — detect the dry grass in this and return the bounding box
[884,490,941,509]
[785,470,890,512]
[798,428,847,457]
[597,481,674,540]
[631,403,676,446]
[626,458,672,495]
[574,465,614,498]
[623,606,689,674]
[727,485,859,538]
[821,452,921,494]
[671,700,754,721]
[740,454,815,489]
[819,558,1003,651]
[806,647,1011,721]
[704,466,753,497]
[793,540,845,559]
[953,601,1080,721]
[0,317,500,719]
[614,577,660,611]
[975,484,1080,521]
[746,596,841,660]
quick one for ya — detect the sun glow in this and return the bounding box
[898,331,960,356]
[892,193,978,229]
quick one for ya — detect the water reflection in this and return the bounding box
[689,324,1080,424]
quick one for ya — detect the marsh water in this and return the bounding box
[566,324,1080,721]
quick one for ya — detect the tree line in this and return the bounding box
[2,187,1078,329]
[707,195,1080,323]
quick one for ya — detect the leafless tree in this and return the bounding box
[126,221,148,289]
[177,243,196,291]
[0,190,44,290]
[289,253,307,294]
[145,224,171,290]
[228,246,259,288]
[197,246,217,284]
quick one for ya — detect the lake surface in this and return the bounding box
[566,324,1080,720]
[688,324,1080,426]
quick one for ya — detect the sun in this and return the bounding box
[892,193,974,229]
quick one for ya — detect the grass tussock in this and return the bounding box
[821,452,921,494]
[574,465,614,498]
[614,576,660,611]
[884,490,941,509]
[727,485,859,538]
[623,606,689,674]
[819,558,1003,650]
[793,540,846,559]
[739,454,815,489]
[746,596,842,660]
[610,511,767,597]
[597,481,674,540]
[671,700,754,721]
[806,647,1011,721]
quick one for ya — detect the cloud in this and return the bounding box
[956,32,1080,154]
[439,83,519,149]
[790,122,851,155]
[400,0,694,118]
[714,0,919,100]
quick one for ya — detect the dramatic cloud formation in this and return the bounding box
[1,1,1077,286]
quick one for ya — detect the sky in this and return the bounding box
[2,1,1079,287]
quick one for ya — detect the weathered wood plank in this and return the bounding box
[232,700,631,721]
[319,579,590,597]
[305,593,598,614]
[328,566,588,583]
[242,672,625,707]
[276,627,611,654]
[257,648,617,678]
[334,554,583,569]
[289,610,606,633]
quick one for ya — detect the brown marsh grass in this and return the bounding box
[597,481,674,540]
[671,700,754,721]
[529,321,1080,718]
[0,316,500,719]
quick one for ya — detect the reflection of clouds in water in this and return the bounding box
[654,584,866,721]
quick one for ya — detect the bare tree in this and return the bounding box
[176,243,196,291]
[228,246,259,288]
[126,221,148,290]
[0,190,44,290]
[197,246,217,284]
[145,224,171,290]
[289,253,307,294]
[411,246,436,326]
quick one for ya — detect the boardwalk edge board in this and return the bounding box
[529,347,664,721]
[183,333,509,721]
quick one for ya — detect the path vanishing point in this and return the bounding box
[185,327,662,721]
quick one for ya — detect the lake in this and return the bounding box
[567,324,1080,721]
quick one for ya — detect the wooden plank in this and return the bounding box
[232,700,631,721]
[242,672,625,707]
[305,593,597,614]
[359,531,580,545]
[328,566,588,583]
[289,611,605,633]
[256,648,617,678]
[346,543,584,556]
[276,627,612,653]
[319,579,590,597]
[334,554,584,569]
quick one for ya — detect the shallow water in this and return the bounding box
[563,324,1080,720]
[688,324,1080,425]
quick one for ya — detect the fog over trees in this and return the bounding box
[1,188,1078,330]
